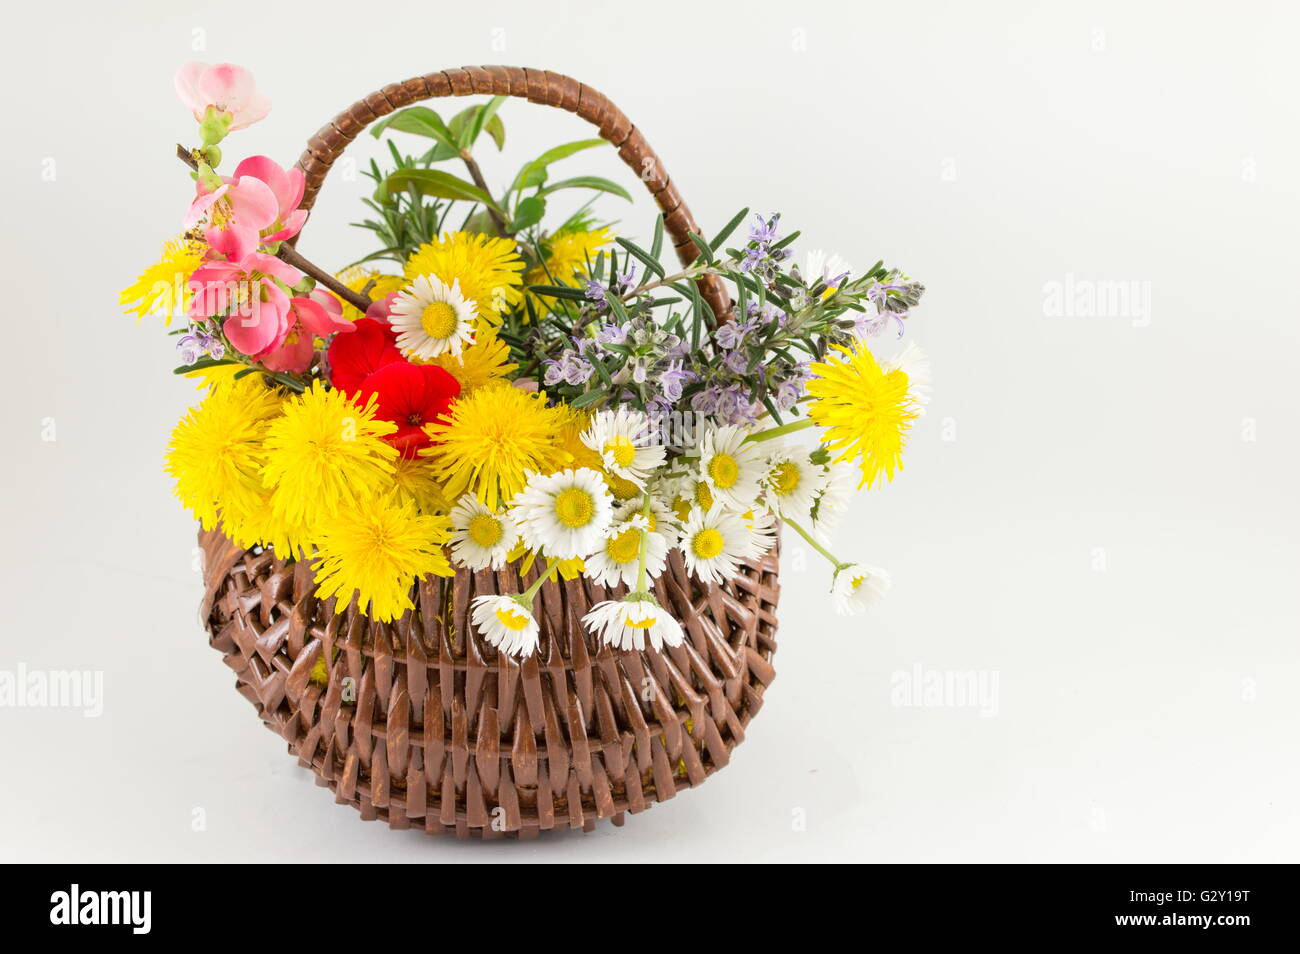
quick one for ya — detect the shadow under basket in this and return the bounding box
[198,525,780,839]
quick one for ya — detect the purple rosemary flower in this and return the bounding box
[177,326,224,364]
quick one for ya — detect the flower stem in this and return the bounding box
[634,495,652,593]
[784,516,846,571]
[747,417,816,444]
[521,557,563,601]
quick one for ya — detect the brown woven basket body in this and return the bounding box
[195,67,781,837]
[200,526,779,837]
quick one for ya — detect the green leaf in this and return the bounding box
[537,176,632,201]
[709,207,750,251]
[509,195,547,232]
[509,139,608,195]
[467,96,506,147]
[484,113,506,150]
[650,214,664,260]
[384,169,505,213]
[687,231,714,265]
[571,390,605,409]
[615,237,666,279]
[527,284,589,302]
[370,107,457,151]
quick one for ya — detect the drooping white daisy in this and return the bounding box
[696,424,764,512]
[831,563,892,616]
[584,515,670,588]
[810,462,854,545]
[388,273,478,360]
[881,341,931,410]
[448,494,518,571]
[761,445,830,520]
[583,594,684,652]
[741,507,779,559]
[679,505,757,585]
[580,407,667,490]
[471,594,540,656]
[510,467,614,560]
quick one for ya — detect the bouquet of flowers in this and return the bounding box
[125,62,928,659]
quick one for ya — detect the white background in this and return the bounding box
[1,0,1297,862]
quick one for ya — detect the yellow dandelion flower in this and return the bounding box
[404,231,524,325]
[806,341,920,489]
[430,325,517,391]
[165,376,285,530]
[422,383,565,510]
[182,363,244,391]
[334,267,407,321]
[221,488,315,557]
[523,227,612,310]
[260,382,399,538]
[392,455,449,515]
[312,493,454,623]
[552,404,604,471]
[120,237,206,324]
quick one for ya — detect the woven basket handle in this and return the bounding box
[294,65,730,319]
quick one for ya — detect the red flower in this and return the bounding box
[327,317,401,393]
[359,361,461,458]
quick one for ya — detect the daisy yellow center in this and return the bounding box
[771,462,801,495]
[603,435,637,468]
[693,482,714,509]
[850,575,865,589]
[608,474,641,500]
[554,487,595,528]
[673,497,693,522]
[623,611,656,629]
[708,453,739,489]
[691,528,724,560]
[496,606,531,631]
[606,527,643,564]
[421,301,459,340]
[468,513,503,548]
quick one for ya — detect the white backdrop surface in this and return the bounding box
[1,0,1297,862]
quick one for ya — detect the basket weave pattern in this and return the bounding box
[200,527,780,837]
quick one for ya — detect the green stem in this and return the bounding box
[784,516,846,571]
[521,557,563,601]
[747,418,815,444]
[634,495,652,593]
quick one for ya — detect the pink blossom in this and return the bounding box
[184,156,307,262]
[187,252,303,357]
[258,290,355,373]
[174,62,271,131]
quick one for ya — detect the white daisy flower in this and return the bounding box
[584,515,670,588]
[696,424,764,512]
[881,341,931,410]
[583,595,684,652]
[580,407,667,490]
[388,273,477,360]
[614,495,679,541]
[510,467,614,560]
[831,563,891,616]
[811,462,854,545]
[471,594,540,656]
[761,445,830,520]
[679,505,756,585]
[448,494,518,571]
[741,507,779,559]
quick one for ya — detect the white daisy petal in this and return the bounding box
[449,494,518,571]
[510,467,614,559]
[761,444,830,520]
[831,563,891,616]
[678,505,755,585]
[580,407,667,490]
[881,341,931,410]
[584,516,670,588]
[388,274,478,360]
[583,596,684,652]
[811,462,854,546]
[471,594,540,656]
[696,424,764,512]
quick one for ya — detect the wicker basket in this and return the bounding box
[197,66,782,838]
